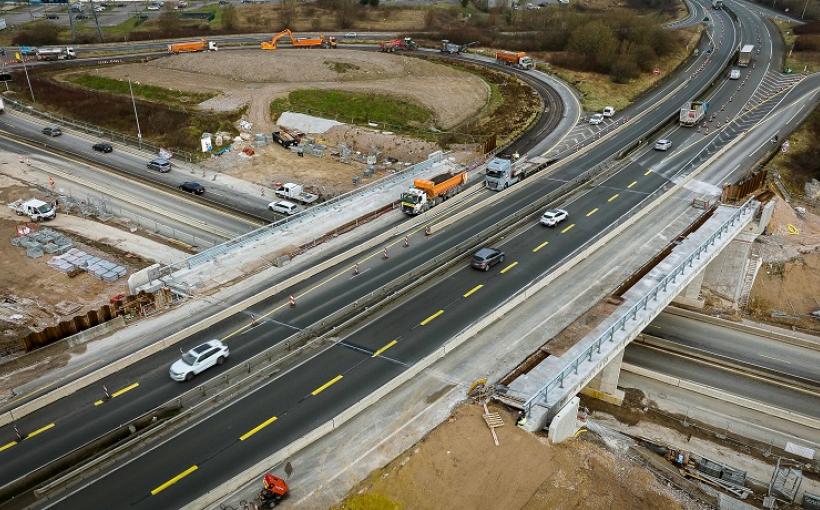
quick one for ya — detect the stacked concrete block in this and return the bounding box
[46,248,128,281]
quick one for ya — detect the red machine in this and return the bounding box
[259,473,289,508]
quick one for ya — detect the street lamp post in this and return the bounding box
[801,0,809,19]
[127,78,142,148]
[21,56,35,103]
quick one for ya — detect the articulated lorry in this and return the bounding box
[495,50,534,70]
[679,101,708,127]
[8,198,56,221]
[737,44,754,67]
[400,170,467,215]
[484,155,549,190]
[275,183,318,204]
[36,47,76,61]
[168,40,218,54]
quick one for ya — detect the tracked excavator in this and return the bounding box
[261,29,337,50]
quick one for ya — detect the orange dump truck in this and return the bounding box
[495,50,534,70]
[168,40,218,54]
[400,170,467,215]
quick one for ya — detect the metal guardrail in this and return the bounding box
[2,96,195,162]
[521,198,757,414]
[162,151,449,274]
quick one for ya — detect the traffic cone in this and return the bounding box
[289,295,296,307]
[383,247,389,259]
[353,263,359,276]
[425,226,432,236]
[404,236,409,248]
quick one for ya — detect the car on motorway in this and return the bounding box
[179,181,205,195]
[654,139,673,151]
[92,142,113,153]
[169,339,230,382]
[345,32,358,39]
[588,113,604,125]
[268,200,298,215]
[146,3,161,9]
[94,5,105,11]
[146,158,171,172]
[602,106,615,117]
[539,208,568,227]
[729,68,741,80]
[42,126,62,137]
[471,247,505,271]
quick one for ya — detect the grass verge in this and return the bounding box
[764,106,820,198]
[270,89,435,131]
[773,19,819,74]
[65,73,215,107]
[537,24,703,112]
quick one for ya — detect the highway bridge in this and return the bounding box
[0,0,816,507]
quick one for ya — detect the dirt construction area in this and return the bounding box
[336,403,699,510]
[87,49,490,133]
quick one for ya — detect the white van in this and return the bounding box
[729,69,741,80]
[268,200,298,216]
[602,106,615,117]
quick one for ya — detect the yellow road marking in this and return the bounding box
[586,208,598,217]
[561,224,575,234]
[150,465,198,496]
[26,423,55,439]
[420,310,444,326]
[372,339,398,357]
[111,382,140,398]
[94,400,104,407]
[463,284,483,298]
[644,169,652,176]
[532,240,549,253]
[499,262,518,274]
[239,415,278,441]
[312,374,343,396]
[0,441,17,453]
[608,193,619,202]
[627,181,638,189]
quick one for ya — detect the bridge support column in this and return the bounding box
[673,269,706,309]
[581,350,625,405]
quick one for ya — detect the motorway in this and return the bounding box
[0,0,759,506]
[0,1,809,508]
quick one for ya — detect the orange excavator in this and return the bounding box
[261,29,337,50]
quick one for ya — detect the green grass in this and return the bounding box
[104,15,146,38]
[66,74,215,106]
[774,19,818,74]
[333,492,401,510]
[270,89,435,130]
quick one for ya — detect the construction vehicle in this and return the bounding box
[379,37,417,53]
[441,40,478,54]
[261,29,336,50]
[258,473,288,508]
[679,101,708,127]
[35,47,76,61]
[484,155,549,190]
[737,44,754,67]
[8,198,56,221]
[167,40,218,54]
[495,50,534,70]
[400,170,466,215]
[275,183,318,204]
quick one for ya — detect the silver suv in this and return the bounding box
[147,158,171,173]
[471,247,505,271]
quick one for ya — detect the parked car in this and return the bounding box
[470,247,505,271]
[42,126,62,137]
[92,142,113,153]
[268,200,298,215]
[147,158,171,172]
[169,339,229,382]
[602,106,615,117]
[179,181,205,195]
[588,113,604,125]
[729,68,741,80]
[654,139,673,151]
[540,208,569,227]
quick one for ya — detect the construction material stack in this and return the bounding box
[400,170,466,215]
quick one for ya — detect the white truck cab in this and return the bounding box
[9,198,56,221]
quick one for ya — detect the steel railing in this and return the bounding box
[521,197,757,414]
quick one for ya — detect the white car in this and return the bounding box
[344,32,358,39]
[654,139,673,151]
[729,69,741,80]
[268,200,298,216]
[147,3,161,10]
[540,208,568,227]
[602,106,615,117]
[588,113,604,125]
[94,5,105,11]
[169,339,230,382]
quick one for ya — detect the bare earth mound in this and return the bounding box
[93,50,489,132]
[337,403,691,510]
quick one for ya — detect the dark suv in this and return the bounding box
[179,181,205,195]
[471,247,505,271]
[42,126,62,137]
[92,142,113,153]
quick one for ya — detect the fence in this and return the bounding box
[2,96,195,162]
[521,198,757,415]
